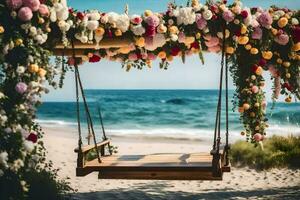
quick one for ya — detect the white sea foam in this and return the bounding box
[36,119,300,141]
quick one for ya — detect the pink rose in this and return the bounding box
[196,14,207,30]
[178,32,186,43]
[131,15,143,24]
[18,7,33,21]
[257,11,273,29]
[23,0,40,12]
[6,0,23,10]
[145,15,160,27]
[147,53,156,60]
[252,27,263,40]
[274,33,289,45]
[251,85,259,93]
[253,133,263,142]
[205,37,219,48]
[208,45,221,53]
[128,53,138,61]
[15,82,28,94]
[38,4,49,16]
[222,10,234,22]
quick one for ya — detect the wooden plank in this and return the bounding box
[54,38,133,49]
[98,170,222,180]
[74,139,110,153]
[85,153,213,168]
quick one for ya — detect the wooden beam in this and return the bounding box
[74,139,110,153]
[54,38,133,49]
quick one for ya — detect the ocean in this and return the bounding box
[37,90,300,141]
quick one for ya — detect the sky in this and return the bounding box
[44,0,300,101]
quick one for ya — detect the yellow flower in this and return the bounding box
[146,60,152,68]
[135,37,145,47]
[243,103,250,111]
[157,51,166,59]
[82,56,89,62]
[144,10,153,17]
[237,36,249,45]
[157,24,167,34]
[95,27,105,36]
[118,47,131,54]
[262,51,273,60]
[250,112,256,117]
[167,55,173,62]
[291,42,300,52]
[285,96,292,103]
[245,44,252,50]
[255,66,263,76]
[226,47,235,54]
[250,48,259,55]
[276,58,283,64]
[0,26,5,33]
[283,61,290,68]
[184,36,195,45]
[195,32,201,39]
[254,102,260,108]
[87,53,93,58]
[271,28,278,35]
[169,26,179,34]
[240,25,247,34]
[278,17,288,28]
[114,29,122,36]
[28,64,39,73]
[286,73,291,79]
[15,39,23,46]
[38,68,47,77]
[38,18,45,24]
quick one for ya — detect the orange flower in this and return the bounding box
[158,51,166,59]
[262,51,273,60]
[250,48,259,55]
[28,64,39,73]
[95,27,105,36]
[38,68,47,77]
[278,17,288,28]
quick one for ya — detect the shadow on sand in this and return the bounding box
[71,182,300,200]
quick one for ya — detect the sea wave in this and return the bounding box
[36,119,300,141]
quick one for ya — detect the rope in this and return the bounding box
[97,104,107,140]
[74,55,83,152]
[212,25,227,155]
[225,51,230,166]
[71,41,102,163]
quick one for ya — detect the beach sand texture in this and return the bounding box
[44,127,300,200]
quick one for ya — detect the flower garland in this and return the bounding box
[0,0,299,198]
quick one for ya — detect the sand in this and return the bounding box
[43,126,300,200]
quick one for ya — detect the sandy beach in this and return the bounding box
[43,126,300,200]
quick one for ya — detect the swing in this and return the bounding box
[56,33,231,180]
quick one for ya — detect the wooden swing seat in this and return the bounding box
[76,151,230,180]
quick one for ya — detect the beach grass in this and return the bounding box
[230,135,300,170]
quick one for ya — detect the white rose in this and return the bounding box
[16,66,25,74]
[202,10,212,20]
[23,141,34,153]
[0,92,5,99]
[177,7,196,25]
[292,18,299,25]
[131,25,145,36]
[50,8,57,22]
[29,27,37,36]
[0,151,8,168]
[168,19,174,25]
[116,14,130,32]
[170,34,178,41]
[87,20,99,31]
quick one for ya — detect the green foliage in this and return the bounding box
[230,135,300,170]
[25,168,74,200]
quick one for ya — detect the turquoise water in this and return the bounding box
[38,90,300,139]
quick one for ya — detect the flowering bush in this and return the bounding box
[0,0,299,198]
